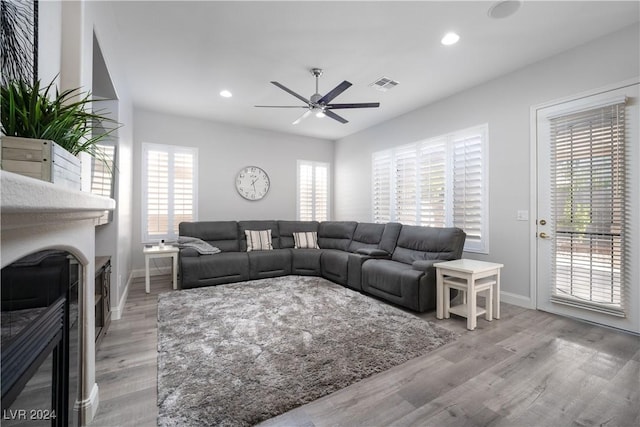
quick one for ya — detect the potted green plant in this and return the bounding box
[0,78,120,189]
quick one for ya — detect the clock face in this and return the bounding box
[235,166,270,201]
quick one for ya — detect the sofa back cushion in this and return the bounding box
[347,222,385,253]
[238,220,280,251]
[317,221,357,251]
[278,221,320,249]
[179,221,240,252]
[379,222,402,254]
[391,225,466,264]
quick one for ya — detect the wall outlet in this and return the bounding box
[517,210,529,221]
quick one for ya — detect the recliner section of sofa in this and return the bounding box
[178,220,465,313]
[361,225,467,312]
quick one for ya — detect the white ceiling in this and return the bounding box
[105,1,639,141]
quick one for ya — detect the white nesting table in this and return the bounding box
[434,259,504,330]
[143,245,179,293]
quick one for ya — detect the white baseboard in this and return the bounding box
[76,382,99,426]
[500,291,534,309]
[111,271,133,321]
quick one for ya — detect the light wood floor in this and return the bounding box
[91,275,639,427]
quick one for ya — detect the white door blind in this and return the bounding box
[549,101,626,316]
[142,143,197,242]
[297,160,329,221]
[372,124,488,253]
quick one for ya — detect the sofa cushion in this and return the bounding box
[293,231,319,249]
[392,225,466,265]
[179,221,239,252]
[278,221,319,248]
[180,252,249,288]
[317,221,357,251]
[347,222,385,253]
[290,249,323,276]
[245,229,274,251]
[320,249,350,286]
[239,221,280,250]
[247,249,291,279]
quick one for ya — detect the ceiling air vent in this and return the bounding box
[370,77,399,92]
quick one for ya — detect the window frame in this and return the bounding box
[296,160,331,221]
[141,142,198,243]
[371,124,489,253]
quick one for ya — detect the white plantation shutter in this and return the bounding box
[371,124,488,253]
[297,160,329,221]
[452,132,486,252]
[549,100,627,315]
[90,144,116,197]
[419,140,447,227]
[372,151,393,223]
[395,145,418,225]
[142,143,198,242]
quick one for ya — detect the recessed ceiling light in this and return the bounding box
[219,90,232,98]
[441,32,460,46]
[488,0,523,19]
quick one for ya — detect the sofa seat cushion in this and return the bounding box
[180,252,249,288]
[361,259,421,297]
[320,249,350,286]
[290,249,323,276]
[247,249,291,279]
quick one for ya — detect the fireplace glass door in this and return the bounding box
[1,250,80,427]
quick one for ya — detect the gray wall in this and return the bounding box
[132,109,334,270]
[333,24,640,307]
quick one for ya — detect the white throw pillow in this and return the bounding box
[245,229,273,251]
[293,231,319,249]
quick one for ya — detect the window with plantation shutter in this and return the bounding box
[372,151,392,223]
[549,99,626,315]
[142,143,198,243]
[297,160,329,221]
[90,143,116,197]
[372,124,488,253]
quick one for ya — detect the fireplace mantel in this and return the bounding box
[1,170,116,425]
[1,170,115,230]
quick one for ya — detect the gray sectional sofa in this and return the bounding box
[178,220,466,312]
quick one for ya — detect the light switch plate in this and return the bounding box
[517,210,529,221]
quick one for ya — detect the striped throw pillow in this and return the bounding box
[293,231,319,249]
[245,229,273,251]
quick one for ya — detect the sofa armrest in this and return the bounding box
[356,248,390,258]
[411,260,438,272]
[180,247,200,257]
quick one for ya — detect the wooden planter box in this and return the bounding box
[0,136,81,190]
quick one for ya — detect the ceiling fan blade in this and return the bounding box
[292,110,312,125]
[271,81,310,104]
[327,102,380,109]
[318,81,352,104]
[324,109,348,124]
[254,105,309,108]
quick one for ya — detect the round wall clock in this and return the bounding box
[235,166,270,201]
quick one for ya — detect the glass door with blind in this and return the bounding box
[535,82,639,332]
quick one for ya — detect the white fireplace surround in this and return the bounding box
[1,170,116,425]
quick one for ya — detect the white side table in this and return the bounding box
[434,259,504,330]
[143,245,179,293]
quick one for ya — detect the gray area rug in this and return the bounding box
[157,276,457,426]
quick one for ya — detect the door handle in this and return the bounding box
[539,232,550,239]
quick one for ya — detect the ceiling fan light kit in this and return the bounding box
[255,68,380,125]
